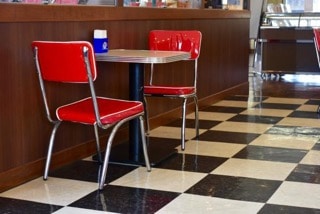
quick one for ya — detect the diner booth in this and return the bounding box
[0,0,250,192]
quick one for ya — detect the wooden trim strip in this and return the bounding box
[0,3,250,22]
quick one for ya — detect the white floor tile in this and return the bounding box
[195,111,236,121]
[240,108,293,117]
[263,97,308,105]
[296,105,319,112]
[178,140,246,158]
[250,134,318,150]
[53,207,115,214]
[213,100,258,108]
[267,181,320,209]
[0,177,97,206]
[156,193,264,214]
[149,126,205,140]
[110,168,206,193]
[211,121,273,134]
[300,150,320,165]
[211,158,297,180]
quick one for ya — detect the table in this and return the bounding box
[96,49,190,166]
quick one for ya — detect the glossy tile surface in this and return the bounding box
[211,158,296,180]
[156,193,264,214]
[179,140,246,158]
[267,181,320,209]
[0,177,98,206]
[185,174,282,202]
[2,56,320,213]
[69,185,179,213]
[110,167,206,192]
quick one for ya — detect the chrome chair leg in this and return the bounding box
[194,95,199,138]
[143,96,150,135]
[99,122,121,190]
[94,124,102,163]
[98,115,151,190]
[181,98,187,150]
[43,121,61,180]
[139,116,151,171]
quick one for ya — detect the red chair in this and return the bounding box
[32,41,151,190]
[144,30,202,150]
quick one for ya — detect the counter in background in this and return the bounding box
[260,13,320,74]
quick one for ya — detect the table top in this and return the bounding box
[95,49,190,64]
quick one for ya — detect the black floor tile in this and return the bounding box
[0,197,62,214]
[286,164,320,184]
[69,185,180,213]
[258,204,320,214]
[305,99,320,105]
[50,160,137,183]
[224,95,267,102]
[201,106,246,114]
[266,125,320,138]
[253,103,300,110]
[156,153,228,173]
[312,143,320,150]
[196,130,260,144]
[166,118,221,130]
[252,96,268,102]
[288,111,320,119]
[228,114,283,124]
[224,95,251,101]
[98,137,181,167]
[185,174,282,203]
[234,145,307,163]
[147,137,182,149]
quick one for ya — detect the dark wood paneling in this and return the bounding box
[260,28,314,40]
[262,42,319,72]
[0,5,249,192]
[260,28,320,73]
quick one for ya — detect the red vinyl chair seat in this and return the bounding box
[57,97,144,125]
[144,86,195,95]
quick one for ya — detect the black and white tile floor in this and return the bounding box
[1,83,320,213]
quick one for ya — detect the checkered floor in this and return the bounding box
[1,87,320,213]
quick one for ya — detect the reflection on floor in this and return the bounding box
[1,73,320,213]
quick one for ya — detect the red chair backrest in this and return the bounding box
[149,30,202,60]
[314,28,320,52]
[32,41,96,83]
